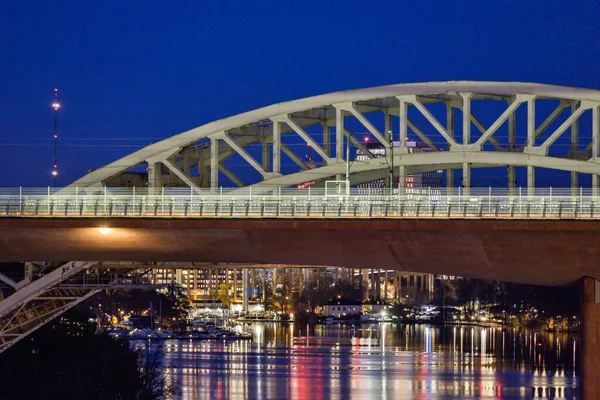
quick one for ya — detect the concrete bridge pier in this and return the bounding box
[581,277,600,400]
[242,268,249,315]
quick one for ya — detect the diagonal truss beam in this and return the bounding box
[474,95,534,147]
[0,261,97,320]
[218,164,245,187]
[0,289,99,353]
[161,158,203,193]
[470,114,504,150]
[0,261,99,353]
[451,108,504,151]
[512,101,569,151]
[282,144,310,170]
[273,115,333,163]
[398,95,458,146]
[535,101,570,140]
[0,273,18,289]
[218,132,278,179]
[347,129,376,159]
[0,266,161,353]
[406,119,440,151]
[334,103,390,148]
[538,105,589,152]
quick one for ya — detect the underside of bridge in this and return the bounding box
[1,217,598,287]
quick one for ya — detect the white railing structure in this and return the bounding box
[1,186,600,219]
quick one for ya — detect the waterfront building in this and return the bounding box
[322,298,362,318]
[362,299,392,315]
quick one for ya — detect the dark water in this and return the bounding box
[133,323,579,399]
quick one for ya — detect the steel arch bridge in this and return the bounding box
[69,81,600,193]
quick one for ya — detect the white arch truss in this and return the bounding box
[68,81,600,193]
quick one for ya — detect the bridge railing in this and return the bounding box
[0,186,599,219]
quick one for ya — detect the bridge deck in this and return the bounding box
[0,217,597,287]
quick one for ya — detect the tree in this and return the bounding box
[0,308,140,399]
[330,279,362,301]
[297,274,334,312]
[218,283,231,307]
[137,346,180,400]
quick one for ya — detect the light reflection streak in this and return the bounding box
[127,323,579,399]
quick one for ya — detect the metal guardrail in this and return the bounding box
[0,187,599,219]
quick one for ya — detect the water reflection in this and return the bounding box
[134,323,579,399]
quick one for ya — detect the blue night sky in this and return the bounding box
[2,1,600,187]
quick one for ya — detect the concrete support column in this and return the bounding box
[323,122,331,158]
[593,106,599,197]
[398,166,406,195]
[461,93,472,196]
[362,269,369,300]
[400,276,405,300]
[23,262,34,283]
[242,268,249,315]
[375,269,381,300]
[148,162,163,196]
[370,269,375,299]
[210,138,219,190]
[261,136,270,172]
[384,111,393,189]
[399,100,407,147]
[384,270,389,300]
[580,277,600,399]
[571,103,580,196]
[527,98,536,196]
[462,164,471,196]
[272,121,280,173]
[508,104,516,193]
[272,268,278,296]
[335,108,344,162]
[446,104,454,190]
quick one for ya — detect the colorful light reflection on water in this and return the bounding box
[132,323,579,399]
